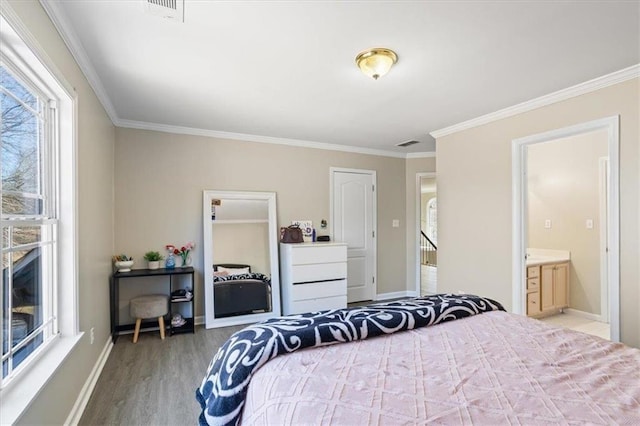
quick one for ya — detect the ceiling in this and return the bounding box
[44,1,639,156]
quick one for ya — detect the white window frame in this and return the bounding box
[0,7,80,424]
[426,197,437,244]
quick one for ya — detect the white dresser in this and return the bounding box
[280,242,348,315]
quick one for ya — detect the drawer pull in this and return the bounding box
[293,278,346,285]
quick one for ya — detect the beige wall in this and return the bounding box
[7,1,116,424]
[114,128,408,312]
[528,130,607,315]
[405,157,437,294]
[437,78,639,348]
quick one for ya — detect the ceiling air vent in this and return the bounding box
[144,0,184,22]
[396,140,420,148]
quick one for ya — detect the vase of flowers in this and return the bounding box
[165,245,176,269]
[175,242,195,267]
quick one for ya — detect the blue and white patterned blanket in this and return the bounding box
[196,293,504,426]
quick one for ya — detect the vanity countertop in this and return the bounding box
[526,248,570,266]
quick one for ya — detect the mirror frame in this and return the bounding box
[202,190,281,328]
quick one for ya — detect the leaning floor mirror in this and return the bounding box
[202,190,281,328]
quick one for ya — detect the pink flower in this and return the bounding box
[168,242,196,265]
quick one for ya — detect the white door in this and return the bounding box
[331,169,376,302]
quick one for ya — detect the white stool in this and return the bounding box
[129,294,169,343]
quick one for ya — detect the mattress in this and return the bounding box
[241,311,640,424]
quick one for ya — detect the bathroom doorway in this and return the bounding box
[512,116,620,342]
[526,130,609,339]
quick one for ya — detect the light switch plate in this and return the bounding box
[392,219,400,228]
[586,219,594,229]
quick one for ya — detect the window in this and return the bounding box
[426,197,437,244]
[1,62,58,382]
[0,14,77,411]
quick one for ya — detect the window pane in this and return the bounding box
[11,226,41,248]
[0,66,37,110]
[11,248,43,332]
[1,81,41,196]
[1,194,43,216]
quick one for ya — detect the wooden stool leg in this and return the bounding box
[158,316,166,340]
[133,318,142,343]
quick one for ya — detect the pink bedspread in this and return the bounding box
[241,311,640,424]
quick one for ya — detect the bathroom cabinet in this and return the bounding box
[527,261,569,317]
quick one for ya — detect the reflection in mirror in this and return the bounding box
[203,191,281,328]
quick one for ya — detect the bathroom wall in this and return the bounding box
[528,130,608,315]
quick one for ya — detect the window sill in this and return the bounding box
[0,333,83,425]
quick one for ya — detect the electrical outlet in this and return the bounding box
[544,219,552,229]
[392,219,400,228]
[90,327,95,345]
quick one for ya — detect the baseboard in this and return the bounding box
[64,337,113,426]
[564,308,605,323]
[376,291,417,301]
[195,315,205,326]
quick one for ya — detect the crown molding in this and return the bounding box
[430,64,640,139]
[406,152,436,159]
[35,0,433,160]
[116,119,426,159]
[39,0,119,123]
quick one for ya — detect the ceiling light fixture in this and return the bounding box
[355,48,398,80]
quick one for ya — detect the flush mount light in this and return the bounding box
[355,48,398,80]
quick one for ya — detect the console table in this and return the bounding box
[110,267,195,343]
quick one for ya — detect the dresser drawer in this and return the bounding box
[527,292,541,316]
[290,245,347,265]
[291,262,347,283]
[527,277,540,292]
[289,295,347,315]
[292,279,346,301]
[527,266,540,278]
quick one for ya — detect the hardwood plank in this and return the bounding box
[79,324,244,425]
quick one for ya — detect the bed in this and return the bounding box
[197,294,640,425]
[212,264,271,318]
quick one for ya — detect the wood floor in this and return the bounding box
[79,325,244,425]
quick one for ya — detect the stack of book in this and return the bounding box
[171,289,193,302]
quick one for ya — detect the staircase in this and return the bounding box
[420,230,437,266]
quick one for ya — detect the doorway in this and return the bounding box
[416,173,437,296]
[330,168,376,303]
[512,116,620,342]
[527,131,609,337]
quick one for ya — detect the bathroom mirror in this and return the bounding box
[202,190,281,328]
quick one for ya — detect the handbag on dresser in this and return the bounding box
[280,224,304,243]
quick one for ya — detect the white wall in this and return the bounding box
[437,78,639,348]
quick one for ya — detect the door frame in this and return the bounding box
[329,167,377,300]
[598,157,609,322]
[511,115,620,341]
[415,172,436,295]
